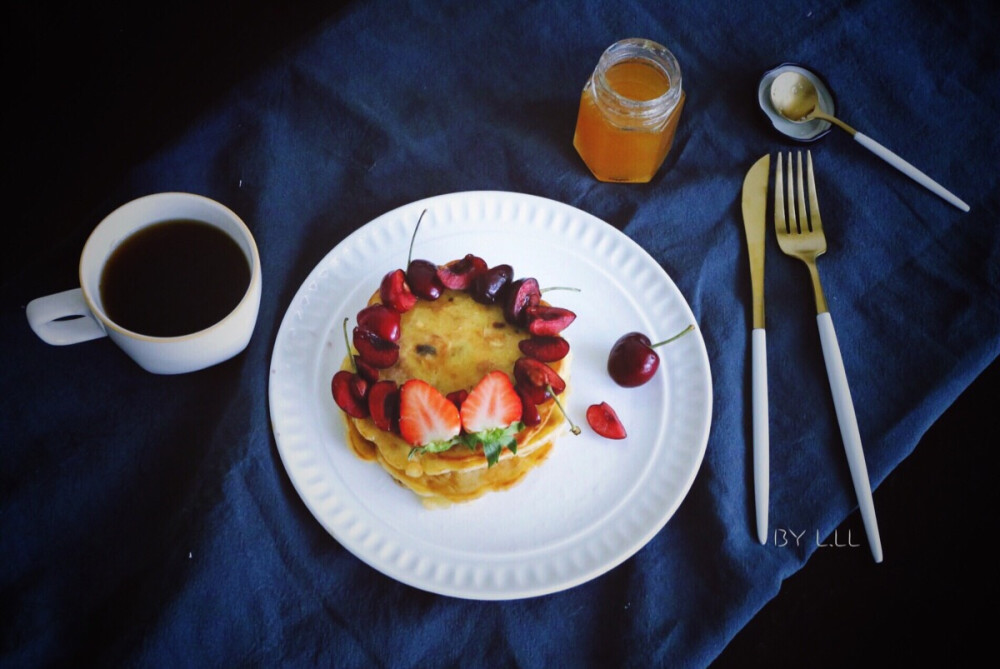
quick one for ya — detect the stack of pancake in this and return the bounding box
[343,289,571,507]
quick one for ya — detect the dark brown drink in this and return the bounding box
[100,219,250,337]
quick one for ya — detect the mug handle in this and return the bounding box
[26,288,108,345]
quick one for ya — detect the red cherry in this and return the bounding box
[513,357,566,403]
[516,387,541,427]
[407,259,444,300]
[379,269,417,312]
[446,389,469,410]
[353,355,379,385]
[353,327,400,369]
[503,277,541,326]
[586,402,627,439]
[332,369,369,418]
[470,264,514,304]
[608,332,659,387]
[607,325,696,387]
[357,304,401,342]
[368,380,400,432]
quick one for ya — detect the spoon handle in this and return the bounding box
[853,132,970,212]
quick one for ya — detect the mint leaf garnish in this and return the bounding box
[407,435,461,460]
[461,422,524,467]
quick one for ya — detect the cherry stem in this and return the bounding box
[407,209,428,267]
[650,324,696,349]
[341,317,357,373]
[540,286,581,294]
[547,384,581,435]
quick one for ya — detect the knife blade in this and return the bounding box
[742,154,770,545]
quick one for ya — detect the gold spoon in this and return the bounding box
[769,71,969,212]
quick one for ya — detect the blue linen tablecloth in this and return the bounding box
[3,0,998,666]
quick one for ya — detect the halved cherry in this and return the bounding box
[379,268,418,313]
[353,355,379,385]
[407,259,444,300]
[368,380,400,432]
[356,304,401,342]
[503,277,541,326]
[353,327,400,368]
[437,254,488,290]
[349,373,369,400]
[526,305,576,336]
[516,387,541,427]
[332,369,369,418]
[518,335,570,362]
[513,357,566,403]
[515,381,549,406]
[586,402,627,439]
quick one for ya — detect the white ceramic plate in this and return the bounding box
[268,191,712,600]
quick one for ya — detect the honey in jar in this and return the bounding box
[573,38,685,183]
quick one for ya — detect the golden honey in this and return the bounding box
[573,39,684,183]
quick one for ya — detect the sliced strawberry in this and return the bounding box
[437,254,488,290]
[526,305,576,336]
[368,380,400,433]
[398,379,461,447]
[458,371,524,466]
[586,402,627,439]
[460,371,522,433]
[379,268,418,313]
[518,335,570,362]
[356,304,401,342]
[353,327,400,369]
[332,370,369,418]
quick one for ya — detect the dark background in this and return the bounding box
[6,2,996,664]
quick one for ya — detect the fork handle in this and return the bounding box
[854,132,970,212]
[816,312,884,563]
[752,328,768,545]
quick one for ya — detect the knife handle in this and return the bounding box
[816,312,883,563]
[752,328,768,545]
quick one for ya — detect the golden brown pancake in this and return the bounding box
[343,287,571,507]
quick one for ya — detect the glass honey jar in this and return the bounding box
[573,38,685,183]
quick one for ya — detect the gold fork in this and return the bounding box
[774,151,883,563]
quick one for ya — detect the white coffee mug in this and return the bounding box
[26,192,262,374]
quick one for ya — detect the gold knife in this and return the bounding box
[742,154,770,545]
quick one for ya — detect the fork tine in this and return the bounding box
[806,150,822,233]
[795,152,808,232]
[785,152,797,234]
[775,152,786,234]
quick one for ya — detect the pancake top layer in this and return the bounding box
[376,289,527,396]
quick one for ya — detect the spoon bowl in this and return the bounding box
[757,64,835,142]
[769,71,856,134]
